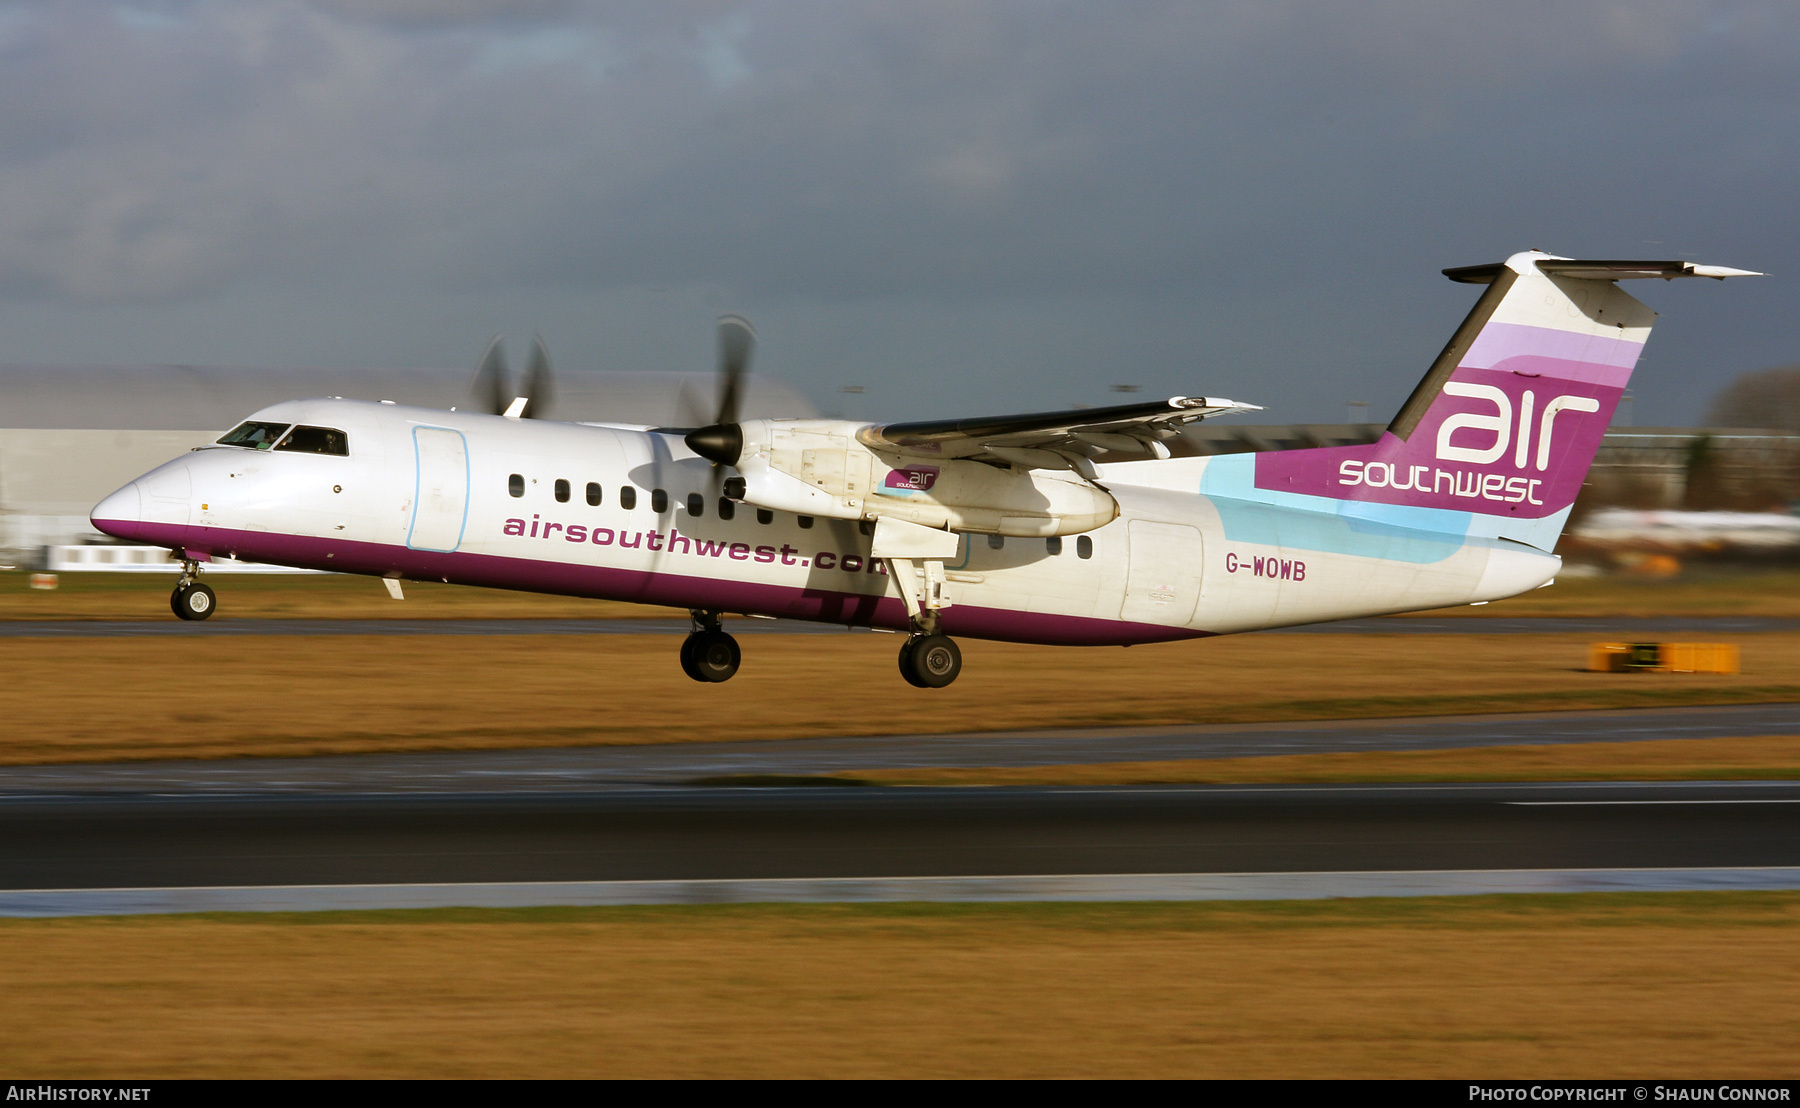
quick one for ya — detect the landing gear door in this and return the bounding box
[407,427,470,553]
[1121,520,1202,626]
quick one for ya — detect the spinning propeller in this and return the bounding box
[685,314,754,467]
[468,334,556,419]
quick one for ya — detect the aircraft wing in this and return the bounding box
[861,395,1260,471]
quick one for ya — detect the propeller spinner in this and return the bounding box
[685,314,756,466]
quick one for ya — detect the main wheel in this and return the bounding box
[900,633,961,688]
[681,630,741,683]
[171,582,216,621]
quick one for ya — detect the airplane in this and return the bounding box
[89,251,1758,687]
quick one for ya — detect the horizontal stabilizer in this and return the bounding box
[1446,258,1762,284]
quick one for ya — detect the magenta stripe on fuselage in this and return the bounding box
[94,518,1208,647]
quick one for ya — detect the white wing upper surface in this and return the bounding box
[860,396,1260,472]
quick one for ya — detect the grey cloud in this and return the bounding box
[0,1,1790,424]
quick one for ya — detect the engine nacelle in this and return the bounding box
[727,418,1118,536]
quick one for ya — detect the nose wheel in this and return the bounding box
[170,558,216,621]
[899,633,961,688]
[171,581,216,621]
[680,610,740,682]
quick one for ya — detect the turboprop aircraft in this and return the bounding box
[90,251,1757,687]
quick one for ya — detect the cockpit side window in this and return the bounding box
[274,426,350,456]
[217,421,291,450]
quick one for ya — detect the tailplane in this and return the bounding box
[1252,252,1759,550]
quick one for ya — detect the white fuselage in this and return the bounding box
[91,398,1558,644]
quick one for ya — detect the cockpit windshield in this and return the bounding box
[274,426,350,456]
[217,421,290,449]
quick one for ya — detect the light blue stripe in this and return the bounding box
[405,426,471,554]
[1198,454,1467,564]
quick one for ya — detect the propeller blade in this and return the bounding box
[522,334,555,419]
[715,314,755,426]
[471,335,509,415]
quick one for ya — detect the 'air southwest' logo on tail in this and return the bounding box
[1335,385,1601,506]
[1431,384,1599,469]
[1253,368,1616,517]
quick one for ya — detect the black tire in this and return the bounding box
[172,582,216,621]
[678,634,702,681]
[901,633,961,688]
[686,630,740,683]
[897,637,928,688]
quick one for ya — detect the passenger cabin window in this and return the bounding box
[687,493,704,517]
[620,487,637,510]
[798,515,814,529]
[1046,536,1063,556]
[586,482,602,507]
[717,498,735,521]
[1077,535,1093,559]
[987,534,1004,550]
[217,421,290,450]
[651,489,669,513]
[756,509,773,525]
[273,426,349,456]
[554,479,570,503]
[508,473,524,498]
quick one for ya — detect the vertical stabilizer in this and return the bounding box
[1250,251,1758,550]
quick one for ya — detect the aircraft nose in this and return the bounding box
[90,481,143,538]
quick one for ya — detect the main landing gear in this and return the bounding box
[170,559,216,621]
[884,554,963,688]
[680,610,741,683]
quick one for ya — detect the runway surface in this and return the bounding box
[5,701,1798,796]
[2,781,1797,895]
[4,615,1797,637]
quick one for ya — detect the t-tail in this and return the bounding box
[1253,251,1759,551]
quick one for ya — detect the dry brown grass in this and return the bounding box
[3,895,1798,1077]
[7,568,1800,621]
[7,631,1800,764]
[815,734,1800,787]
[1397,569,1800,618]
[0,571,680,620]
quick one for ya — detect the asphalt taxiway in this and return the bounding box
[2,781,1797,895]
[5,682,1797,912]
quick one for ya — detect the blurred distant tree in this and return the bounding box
[1707,366,1800,431]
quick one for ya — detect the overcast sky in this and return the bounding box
[0,0,1794,426]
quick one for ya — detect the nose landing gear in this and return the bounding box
[170,560,216,621]
[680,610,740,682]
